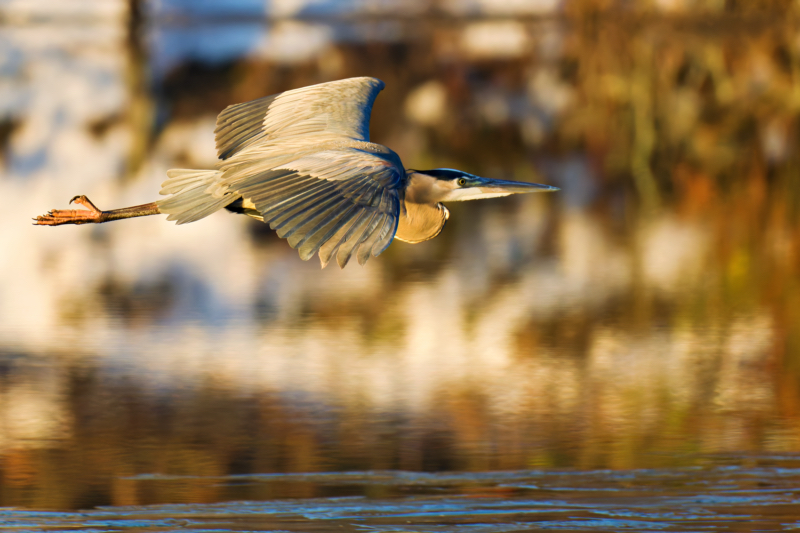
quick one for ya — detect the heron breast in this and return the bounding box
[394,201,448,244]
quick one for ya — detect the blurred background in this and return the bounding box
[2,0,800,511]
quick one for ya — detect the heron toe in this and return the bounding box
[33,196,105,226]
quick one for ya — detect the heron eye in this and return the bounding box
[457,178,467,186]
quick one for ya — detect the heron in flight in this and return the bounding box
[34,77,558,268]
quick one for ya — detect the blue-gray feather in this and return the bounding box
[158,77,405,267]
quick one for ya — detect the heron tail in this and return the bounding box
[156,168,238,224]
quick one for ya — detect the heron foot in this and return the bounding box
[33,195,107,226]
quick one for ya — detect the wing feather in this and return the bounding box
[261,183,336,224]
[214,94,276,160]
[272,189,342,234]
[318,213,362,268]
[336,211,379,269]
[246,175,319,201]
[286,198,353,249]
[281,193,351,240]
[214,77,385,160]
[372,211,398,256]
[227,149,403,267]
[357,214,389,266]
[295,201,359,258]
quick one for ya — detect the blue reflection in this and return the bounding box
[149,22,266,79]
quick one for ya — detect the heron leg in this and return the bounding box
[33,195,161,226]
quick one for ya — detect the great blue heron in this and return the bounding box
[34,77,558,268]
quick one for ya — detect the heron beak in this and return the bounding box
[477,177,559,195]
[432,173,561,202]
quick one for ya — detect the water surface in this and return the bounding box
[5,462,800,531]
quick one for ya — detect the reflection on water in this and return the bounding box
[3,0,800,521]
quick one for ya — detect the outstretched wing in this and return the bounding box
[214,77,385,160]
[232,149,403,268]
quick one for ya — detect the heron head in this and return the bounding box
[406,168,559,204]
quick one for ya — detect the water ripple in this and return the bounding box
[2,463,800,531]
